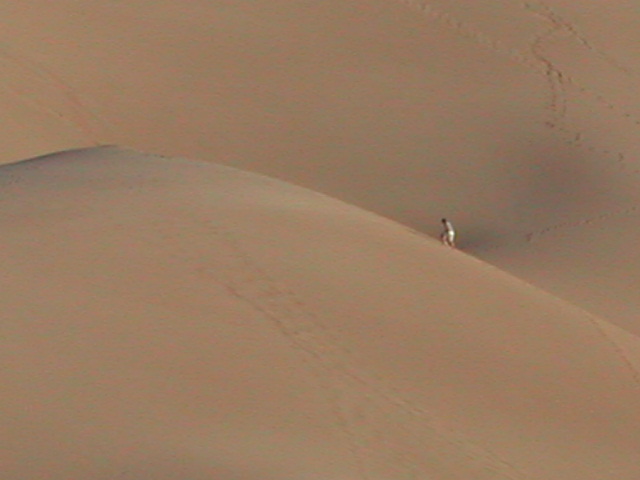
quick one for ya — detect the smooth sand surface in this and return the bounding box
[3,146,640,479]
[1,1,640,477]
[0,0,639,330]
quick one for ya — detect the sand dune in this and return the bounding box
[0,1,639,331]
[2,146,640,479]
[2,0,640,477]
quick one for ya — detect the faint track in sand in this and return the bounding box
[520,2,640,174]
[524,1,637,78]
[394,0,640,175]
[397,0,541,72]
[0,45,111,144]
[528,19,568,129]
[524,205,640,243]
[160,218,538,480]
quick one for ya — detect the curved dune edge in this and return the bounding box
[3,146,640,479]
[2,0,640,341]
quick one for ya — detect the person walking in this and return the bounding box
[440,218,455,248]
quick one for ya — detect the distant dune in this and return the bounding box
[2,146,640,479]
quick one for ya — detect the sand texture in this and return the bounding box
[1,1,640,478]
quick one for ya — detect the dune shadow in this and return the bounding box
[510,138,615,222]
[396,124,631,256]
[456,226,509,252]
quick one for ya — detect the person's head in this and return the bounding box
[441,218,447,224]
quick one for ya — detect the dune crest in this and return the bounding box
[1,1,639,332]
[2,146,639,479]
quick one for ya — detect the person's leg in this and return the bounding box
[446,231,455,248]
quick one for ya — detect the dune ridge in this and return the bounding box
[0,0,639,334]
[2,1,640,477]
[2,146,640,479]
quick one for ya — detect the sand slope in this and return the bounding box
[2,146,640,479]
[0,1,639,332]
